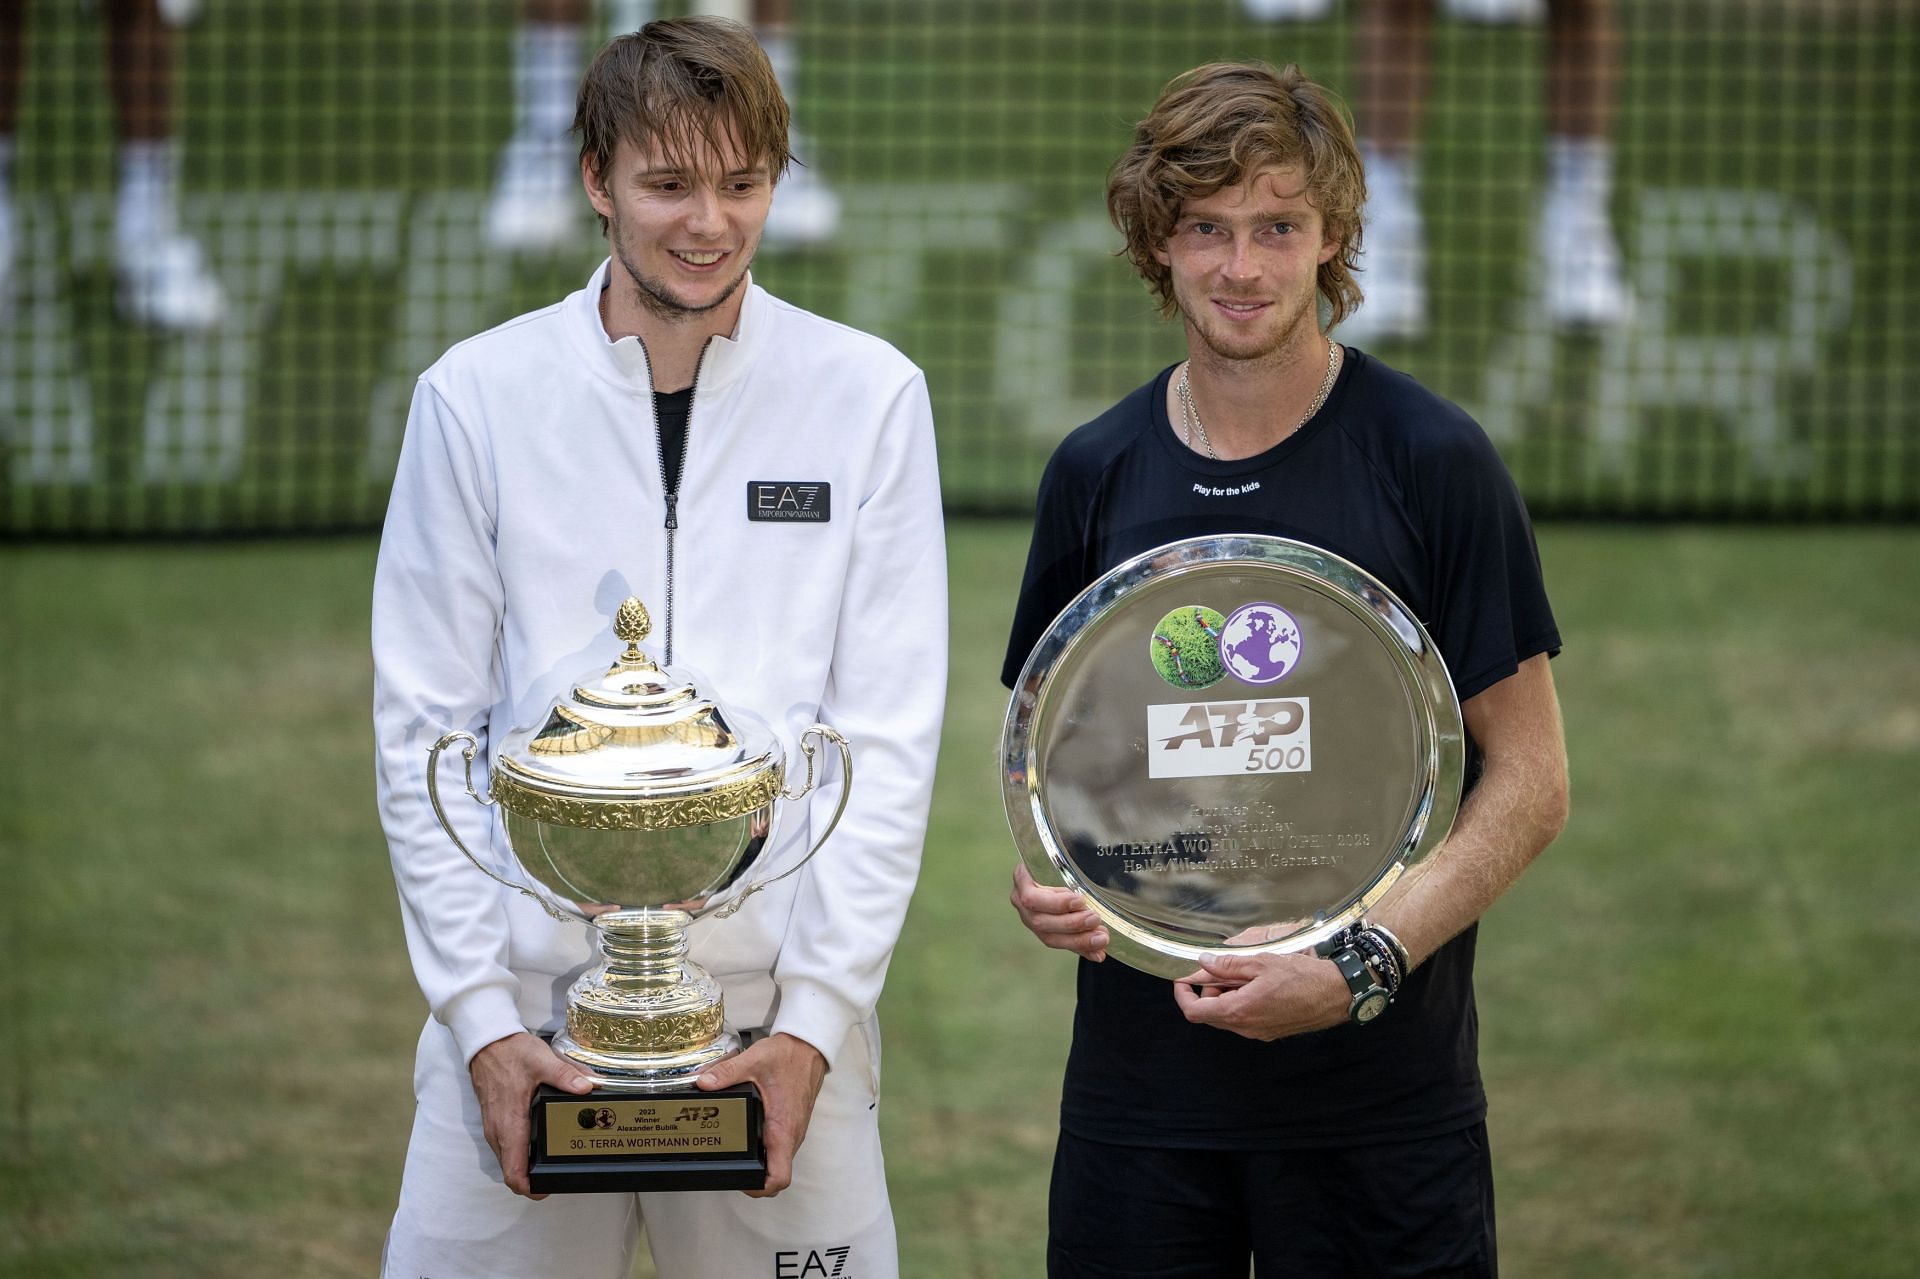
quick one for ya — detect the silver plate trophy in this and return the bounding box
[1003,536,1465,979]
[426,595,851,1192]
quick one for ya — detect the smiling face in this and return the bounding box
[1152,163,1342,366]
[584,129,775,327]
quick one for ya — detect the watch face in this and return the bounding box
[1354,991,1389,1023]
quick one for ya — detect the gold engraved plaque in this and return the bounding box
[1002,536,1466,978]
[543,1096,751,1159]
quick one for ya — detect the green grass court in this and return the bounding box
[3,523,1917,1276]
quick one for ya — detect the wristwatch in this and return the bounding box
[1328,941,1390,1025]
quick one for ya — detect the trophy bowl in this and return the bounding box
[427,596,852,1091]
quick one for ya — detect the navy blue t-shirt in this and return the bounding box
[1001,350,1560,1149]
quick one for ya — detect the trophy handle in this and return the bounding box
[713,724,853,919]
[427,730,572,923]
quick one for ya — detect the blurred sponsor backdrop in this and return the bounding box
[2,0,1914,535]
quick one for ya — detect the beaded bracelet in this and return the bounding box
[1368,921,1412,977]
[1351,927,1403,997]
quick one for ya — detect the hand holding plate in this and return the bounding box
[1009,861,1108,962]
[1170,952,1347,1042]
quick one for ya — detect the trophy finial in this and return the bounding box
[615,598,652,646]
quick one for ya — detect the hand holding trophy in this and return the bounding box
[426,596,852,1193]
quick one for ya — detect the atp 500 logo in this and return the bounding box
[1146,699,1312,779]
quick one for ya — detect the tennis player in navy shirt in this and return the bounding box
[1003,61,1570,1279]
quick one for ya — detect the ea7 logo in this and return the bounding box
[747,480,832,523]
[775,1245,852,1277]
[1145,698,1312,780]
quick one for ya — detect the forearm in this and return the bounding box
[1375,755,1566,968]
[373,376,523,1062]
[1372,655,1570,969]
[769,561,945,1054]
[375,607,525,1061]
[770,371,947,1058]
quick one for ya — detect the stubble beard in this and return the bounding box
[1180,278,1323,375]
[610,212,756,325]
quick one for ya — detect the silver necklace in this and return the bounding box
[1178,341,1342,461]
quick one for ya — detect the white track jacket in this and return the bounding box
[372,262,948,1070]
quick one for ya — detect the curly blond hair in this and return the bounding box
[1107,62,1366,327]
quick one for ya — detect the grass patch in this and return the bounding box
[2,523,1916,1276]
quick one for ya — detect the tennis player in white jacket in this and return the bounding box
[372,18,947,1278]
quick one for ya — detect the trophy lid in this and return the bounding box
[489,598,784,830]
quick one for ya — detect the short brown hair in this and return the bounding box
[1107,62,1366,327]
[574,17,792,227]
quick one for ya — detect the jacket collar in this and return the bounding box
[566,257,765,394]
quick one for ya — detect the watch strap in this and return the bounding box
[1328,940,1390,1025]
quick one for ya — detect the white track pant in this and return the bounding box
[382,1017,898,1279]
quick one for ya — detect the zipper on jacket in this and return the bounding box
[652,336,717,668]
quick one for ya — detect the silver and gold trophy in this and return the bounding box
[1004,536,1463,979]
[428,596,851,1192]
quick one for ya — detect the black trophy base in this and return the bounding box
[528,1081,766,1194]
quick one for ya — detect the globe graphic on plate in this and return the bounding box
[1220,602,1303,685]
